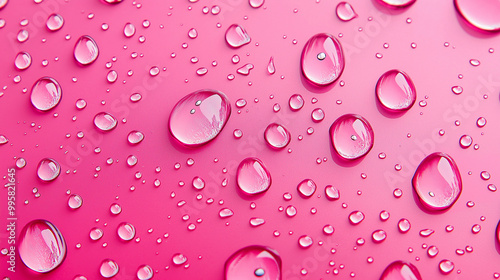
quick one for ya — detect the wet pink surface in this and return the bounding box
[1,0,500,279]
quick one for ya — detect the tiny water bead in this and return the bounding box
[46,13,64,31]
[19,220,66,273]
[264,123,291,149]
[30,77,62,111]
[250,217,265,227]
[225,246,281,280]
[412,153,462,211]
[377,0,416,8]
[94,112,117,131]
[301,33,344,86]
[330,114,374,160]
[379,261,422,280]
[137,264,154,280]
[336,2,357,21]
[169,89,231,147]
[225,24,251,48]
[439,259,454,274]
[100,259,119,278]
[349,211,365,225]
[117,222,136,241]
[237,157,272,195]
[325,185,340,200]
[15,51,32,70]
[454,0,500,32]
[68,194,83,209]
[106,70,118,83]
[74,35,99,65]
[298,235,313,248]
[297,179,317,198]
[37,158,61,181]
[376,69,416,112]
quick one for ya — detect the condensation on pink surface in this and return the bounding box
[1,0,500,279]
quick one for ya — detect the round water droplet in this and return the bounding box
[68,194,83,209]
[74,35,99,65]
[127,155,138,166]
[117,222,135,241]
[16,157,26,169]
[149,66,160,76]
[325,185,340,200]
[127,130,144,144]
[336,2,358,21]
[188,28,198,39]
[236,158,272,195]
[225,24,251,48]
[107,70,117,83]
[264,123,291,149]
[349,211,365,225]
[454,0,500,32]
[89,227,104,241]
[376,69,416,112]
[372,230,387,243]
[46,13,64,31]
[311,108,325,122]
[427,246,439,257]
[380,210,390,221]
[439,259,454,274]
[225,246,281,280]
[452,86,463,95]
[169,89,231,147]
[289,94,304,111]
[298,235,313,248]
[17,29,29,42]
[477,117,487,127]
[285,205,297,217]
[380,261,422,280]
[19,220,66,273]
[398,218,411,233]
[412,152,462,211]
[37,158,60,181]
[330,114,374,160]
[377,0,416,8]
[471,224,481,233]
[30,77,62,111]
[137,264,153,280]
[301,33,344,86]
[249,0,264,8]
[297,179,317,198]
[94,112,117,131]
[100,259,119,278]
[124,23,136,37]
[459,135,472,148]
[192,176,205,190]
[323,225,335,235]
[15,51,32,70]
[110,203,122,215]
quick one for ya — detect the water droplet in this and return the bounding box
[237,63,254,75]
[75,99,87,110]
[17,29,29,42]
[427,245,439,257]
[19,220,66,273]
[196,67,208,76]
[325,185,340,200]
[89,227,104,241]
[297,179,317,198]
[106,70,117,83]
[454,0,500,32]
[16,157,26,169]
[379,210,390,221]
[298,235,313,248]
[377,0,416,8]
[219,208,234,218]
[94,112,117,131]
[264,123,291,149]
[46,13,64,31]
[126,155,138,167]
[439,259,454,274]
[330,114,374,160]
[249,0,264,8]
[285,205,297,217]
[250,217,265,227]
[323,225,335,235]
[311,108,325,122]
[100,259,119,278]
[419,229,435,237]
[188,28,198,39]
[136,264,153,280]
[68,194,83,209]
[349,211,365,225]
[372,230,387,243]
[301,33,344,86]
[225,24,251,48]
[267,56,276,74]
[471,224,481,233]
[15,51,32,70]
[376,69,416,112]
[237,158,272,195]
[396,218,411,234]
[452,86,463,95]
[0,135,9,145]
[412,153,462,211]
[149,66,160,76]
[289,94,304,111]
[225,246,281,280]
[211,5,221,14]
[74,35,99,65]
[37,158,60,181]
[459,135,472,148]
[117,222,135,241]
[380,261,422,280]
[123,23,136,37]
[127,130,144,144]
[336,2,358,21]
[130,93,142,102]
[476,117,487,127]
[30,77,62,111]
[480,170,490,180]
[169,89,231,147]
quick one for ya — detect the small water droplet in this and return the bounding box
[188,28,198,39]
[398,218,411,233]
[459,135,473,148]
[336,2,358,21]
[372,230,387,243]
[94,112,117,131]
[349,211,365,225]
[68,194,83,209]
[298,235,313,248]
[117,222,135,241]
[37,158,60,181]
[439,259,454,274]
[264,123,291,149]
[297,179,317,198]
[419,229,435,237]
[89,227,104,241]
[452,86,463,95]
[325,185,340,200]
[46,13,64,31]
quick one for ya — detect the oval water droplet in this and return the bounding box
[123,23,136,37]
[439,259,454,274]
[454,0,500,32]
[250,217,265,227]
[19,220,66,273]
[89,227,104,241]
[419,229,434,237]
[94,112,117,131]
[297,179,317,198]
[37,158,60,182]
[68,194,83,209]
[15,51,32,70]
[412,152,462,211]
[236,157,272,195]
[172,253,187,265]
[219,208,234,218]
[377,0,416,8]
[336,2,358,21]
[376,69,416,112]
[323,225,335,235]
[325,185,340,200]
[137,264,153,280]
[225,246,281,280]
[398,218,411,233]
[100,259,119,278]
[225,24,251,48]
[74,35,99,65]
[452,85,463,95]
[301,33,345,86]
[46,13,64,31]
[380,261,422,280]
[117,222,135,241]
[127,130,144,144]
[289,94,304,111]
[349,211,365,225]
[298,235,313,248]
[372,230,387,243]
[285,205,297,217]
[169,89,231,147]
[330,114,374,160]
[192,176,205,190]
[264,123,291,149]
[30,77,62,111]
[311,108,325,122]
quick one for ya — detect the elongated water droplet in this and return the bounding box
[37,158,60,181]
[236,157,272,195]
[172,253,187,265]
[225,246,281,280]
[372,230,387,243]
[124,23,136,37]
[249,0,264,8]
[264,123,291,149]
[377,0,416,8]
[250,217,265,227]
[225,24,251,48]
[267,56,275,74]
[117,222,135,241]
[74,35,99,65]
[301,33,344,86]
[349,211,365,225]
[298,235,313,248]
[219,208,234,218]
[100,259,119,278]
[330,114,374,160]
[439,259,454,274]
[94,112,117,131]
[412,152,462,211]
[376,69,416,112]
[325,185,340,200]
[380,261,422,280]
[237,63,254,75]
[15,51,32,70]
[336,2,358,21]
[68,194,83,209]
[454,0,500,32]
[169,89,231,147]
[297,179,316,198]
[137,265,153,280]
[398,218,411,233]
[46,13,64,31]
[107,70,117,83]
[419,229,434,237]
[30,77,62,111]
[19,220,66,273]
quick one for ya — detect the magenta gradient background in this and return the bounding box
[2,0,500,279]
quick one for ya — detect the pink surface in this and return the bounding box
[1,0,500,279]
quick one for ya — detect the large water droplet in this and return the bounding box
[30,77,62,111]
[0,0,8,9]
[94,112,117,131]
[225,24,251,48]
[236,157,272,195]
[15,51,32,70]
[377,0,416,8]
[100,259,119,278]
[19,220,66,273]
[74,35,99,65]
[336,2,358,21]
[46,14,64,31]
[379,261,422,280]
[264,123,291,149]
[169,89,231,147]
[225,246,281,280]
[301,33,344,86]
[376,70,416,112]
[297,179,317,198]
[37,158,60,182]
[117,222,136,241]
[412,152,462,211]
[349,211,365,225]
[454,0,500,32]
[137,264,153,280]
[329,114,374,160]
